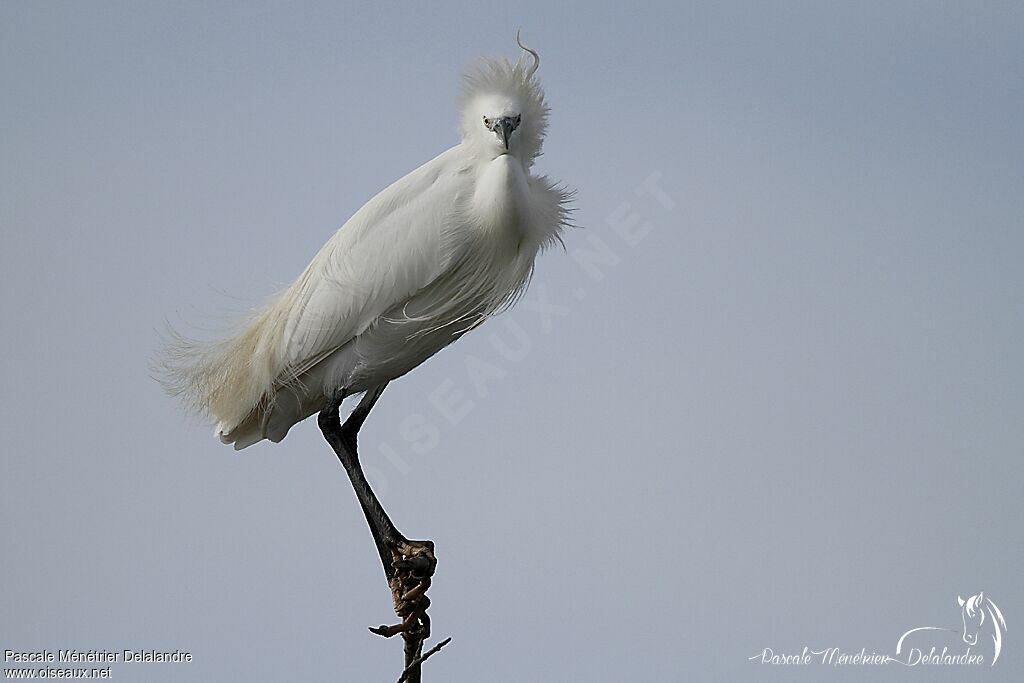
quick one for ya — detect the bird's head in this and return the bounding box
[459,32,549,165]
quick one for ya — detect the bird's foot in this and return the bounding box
[369,539,436,639]
[393,539,436,579]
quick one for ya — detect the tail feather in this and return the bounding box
[156,302,284,438]
[156,300,359,449]
[217,385,321,450]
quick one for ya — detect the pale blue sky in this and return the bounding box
[2,2,1022,681]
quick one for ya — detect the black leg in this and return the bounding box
[317,383,438,682]
[318,383,404,575]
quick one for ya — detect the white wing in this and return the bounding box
[161,146,469,437]
[277,146,466,381]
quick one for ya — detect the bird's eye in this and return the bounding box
[483,117,492,128]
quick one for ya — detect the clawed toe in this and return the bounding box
[368,539,436,640]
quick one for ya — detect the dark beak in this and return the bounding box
[495,116,514,150]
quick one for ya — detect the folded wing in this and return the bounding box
[159,147,466,438]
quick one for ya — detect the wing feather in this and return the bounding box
[158,147,468,435]
[276,147,466,384]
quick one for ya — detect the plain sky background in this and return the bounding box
[2,2,1022,681]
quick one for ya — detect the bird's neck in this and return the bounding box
[461,133,535,168]
[469,154,530,243]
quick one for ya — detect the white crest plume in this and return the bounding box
[459,31,549,165]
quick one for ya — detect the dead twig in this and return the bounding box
[397,637,453,683]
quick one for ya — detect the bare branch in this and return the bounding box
[397,637,453,683]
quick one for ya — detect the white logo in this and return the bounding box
[749,592,1007,668]
[895,592,1007,666]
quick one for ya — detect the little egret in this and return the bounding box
[160,34,571,665]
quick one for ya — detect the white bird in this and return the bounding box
[161,36,571,451]
[162,37,570,658]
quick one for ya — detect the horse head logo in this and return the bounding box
[958,593,1007,663]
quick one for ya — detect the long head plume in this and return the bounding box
[516,29,540,79]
